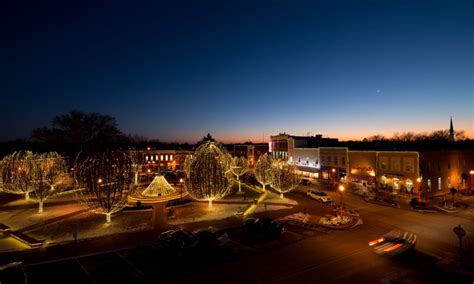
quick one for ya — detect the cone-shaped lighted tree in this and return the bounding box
[230,156,248,193]
[254,153,276,192]
[271,162,300,198]
[184,141,232,208]
[31,152,69,213]
[0,151,36,200]
[74,151,134,223]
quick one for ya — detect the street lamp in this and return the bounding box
[416,177,422,202]
[179,178,184,200]
[332,168,336,187]
[147,168,151,183]
[338,184,345,218]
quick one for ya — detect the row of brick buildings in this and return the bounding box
[268,133,474,195]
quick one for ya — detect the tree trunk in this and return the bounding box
[38,201,43,213]
[106,213,112,223]
[134,172,138,185]
[238,179,242,193]
[280,193,284,199]
[24,192,30,201]
[208,199,213,209]
[262,184,266,192]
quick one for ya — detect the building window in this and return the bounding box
[165,155,169,161]
[145,155,149,161]
[438,177,442,190]
[170,155,173,161]
[334,157,338,165]
[155,155,158,161]
[427,179,431,192]
[160,155,164,161]
[342,157,345,166]
[328,157,332,164]
[447,177,451,188]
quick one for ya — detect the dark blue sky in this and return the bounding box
[1,0,473,142]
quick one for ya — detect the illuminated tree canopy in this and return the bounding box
[31,152,69,213]
[0,151,36,200]
[74,151,134,223]
[271,162,300,198]
[254,153,276,192]
[184,141,232,208]
[230,156,248,193]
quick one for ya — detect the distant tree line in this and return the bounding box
[0,110,472,159]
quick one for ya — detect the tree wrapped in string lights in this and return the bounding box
[184,141,232,208]
[74,151,134,223]
[31,152,69,213]
[230,156,248,193]
[0,151,36,200]
[254,153,276,192]
[271,162,300,198]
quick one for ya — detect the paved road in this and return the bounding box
[3,183,474,283]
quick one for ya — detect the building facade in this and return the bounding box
[376,151,419,194]
[143,150,192,172]
[348,151,377,186]
[419,149,474,194]
[233,143,269,167]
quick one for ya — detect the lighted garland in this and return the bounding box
[254,153,276,192]
[0,151,37,200]
[230,156,248,193]
[31,152,69,213]
[184,141,232,208]
[271,162,300,198]
[74,151,134,223]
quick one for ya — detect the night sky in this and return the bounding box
[2,0,473,142]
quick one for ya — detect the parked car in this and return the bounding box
[409,198,428,210]
[300,179,312,185]
[159,229,193,249]
[307,189,332,203]
[245,218,286,237]
[369,230,416,256]
[191,226,230,248]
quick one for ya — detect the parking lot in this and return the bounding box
[24,221,322,283]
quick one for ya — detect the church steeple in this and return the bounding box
[449,116,455,142]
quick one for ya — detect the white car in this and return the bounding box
[307,189,332,203]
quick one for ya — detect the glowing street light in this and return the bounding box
[338,184,345,217]
[179,178,184,200]
[416,177,422,202]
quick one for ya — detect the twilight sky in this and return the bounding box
[1,0,473,143]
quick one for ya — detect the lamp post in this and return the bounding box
[147,168,151,183]
[338,184,345,218]
[332,168,336,188]
[179,178,184,200]
[416,177,422,202]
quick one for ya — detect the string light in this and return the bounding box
[74,151,135,223]
[184,141,232,208]
[229,156,249,193]
[254,153,276,192]
[271,161,300,198]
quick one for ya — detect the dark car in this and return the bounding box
[409,198,427,209]
[158,230,193,249]
[191,226,230,248]
[245,218,286,237]
[300,179,312,185]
